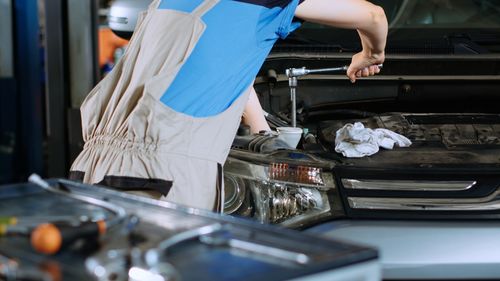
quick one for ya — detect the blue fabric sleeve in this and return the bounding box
[276,0,302,39]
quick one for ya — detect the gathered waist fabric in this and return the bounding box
[70,85,248,185]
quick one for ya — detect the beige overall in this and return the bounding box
[70,0,249,211]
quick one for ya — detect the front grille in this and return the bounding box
[347,187,500,211]
[337,174,500,219]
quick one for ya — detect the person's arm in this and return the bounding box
[242,87,271,134]
[294,0,388,83]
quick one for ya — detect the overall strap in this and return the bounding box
[192,0,219,17]
[148,0,162,12]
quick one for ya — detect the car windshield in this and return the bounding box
[279,0,500,54]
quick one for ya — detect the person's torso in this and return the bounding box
[157,0,301,117]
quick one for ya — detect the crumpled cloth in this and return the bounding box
[335,122,412,158]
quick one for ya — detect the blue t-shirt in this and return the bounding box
[158,0,302,117]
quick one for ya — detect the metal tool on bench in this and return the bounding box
[26,174,127,254]
[285,64,383,127]
[86,215,179,281]
[145,223,311,267]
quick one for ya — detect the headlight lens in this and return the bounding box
[223,176,246,214]
[223,158,337,227]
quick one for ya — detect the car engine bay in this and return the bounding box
[225,56,500,226]
[235,57,500,161]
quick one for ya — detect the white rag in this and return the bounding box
[335,122,412,158]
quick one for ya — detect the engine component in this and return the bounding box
[232,132,291,153]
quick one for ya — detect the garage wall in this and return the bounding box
[0,0,13,77]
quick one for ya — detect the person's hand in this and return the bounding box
[346,51,385,83]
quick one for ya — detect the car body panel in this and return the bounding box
[307,220,500,279]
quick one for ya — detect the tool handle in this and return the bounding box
[31,220,106,254]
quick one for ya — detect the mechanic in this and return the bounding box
[70,0,388,211]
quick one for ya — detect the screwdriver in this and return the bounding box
[30,220,107,255]
[0,218,107,254]
[27,174,126,255]
[0,216,108,254]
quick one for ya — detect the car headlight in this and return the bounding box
[223,157,338,228]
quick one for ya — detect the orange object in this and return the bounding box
[98,27,129,67]
[31,223,62,255]
[96,220,107,235]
